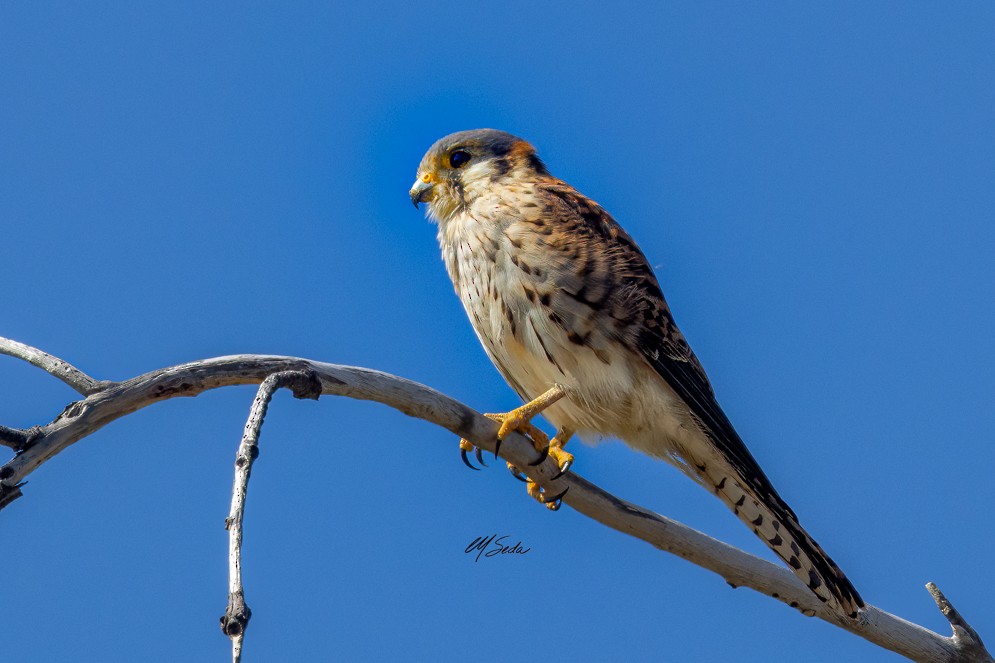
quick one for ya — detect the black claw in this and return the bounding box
[508,465,528,482]
[461,448,480,471]
[541,485,569,509]
[550,459,572,481]
[493,436,502,459]
[528,444,550,467]
[474,447,487,467]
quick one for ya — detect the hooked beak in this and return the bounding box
[409,176,435,208]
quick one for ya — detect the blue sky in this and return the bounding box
[2,3,993,661]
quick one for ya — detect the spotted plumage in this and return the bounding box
[410,129,863,618]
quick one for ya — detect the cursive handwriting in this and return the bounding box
[465,534,531,562]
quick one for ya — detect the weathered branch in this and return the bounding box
[0,424,41,451]
[0,337,107,395]
[929,583,989,658]
[0,337,990,663]
[220,370,322,663]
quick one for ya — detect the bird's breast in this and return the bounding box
[437,210,681,442]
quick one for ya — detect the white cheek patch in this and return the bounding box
[457,161,502,205]
[462,160,496,183]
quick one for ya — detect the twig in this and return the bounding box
[0,425,40,451]
[0,337,107,396]
[928,583,989,661]
[220,370,321,662]
[0,341,990,662]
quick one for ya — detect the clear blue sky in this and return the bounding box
[2,3,993,661]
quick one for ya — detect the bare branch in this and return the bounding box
[0,337,107,395]
[928,583,990,661]
[1,348,990,662]
[0,425,41,451]
[220,370,322,662]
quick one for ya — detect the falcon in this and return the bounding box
[409,129,863,618]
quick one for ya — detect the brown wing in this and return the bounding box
[538,181,786,498]
[538,180,864,616]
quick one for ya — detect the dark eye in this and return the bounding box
[449,149,471,168]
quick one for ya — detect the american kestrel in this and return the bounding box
[409,129,863,618]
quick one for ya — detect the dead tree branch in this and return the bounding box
[0,337,990,663]
[220,369,322,663]
[0,337,108,395]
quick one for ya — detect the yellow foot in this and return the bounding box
[457,386,573,510]
[458,385,564,466]
[458,410,547,470]
[509,430,574,511]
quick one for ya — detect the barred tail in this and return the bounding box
[704,466,864,618]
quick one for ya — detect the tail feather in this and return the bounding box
[704,466,864,617]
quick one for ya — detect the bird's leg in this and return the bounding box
[547,429,573,480]
[458,386,573,510]
[489,384,566,451]
[458,385,565,469]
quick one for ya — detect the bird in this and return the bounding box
[409,128,864,619]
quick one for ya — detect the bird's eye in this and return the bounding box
[449,150,471,169]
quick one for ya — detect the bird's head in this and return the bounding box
[409,129,548,222]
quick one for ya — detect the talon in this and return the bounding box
[461,447,480,471]
[540,485,569,510]
[528,444,549,467]
[475,447,487,467]
[493,436,502,459]
[507,463,527,482]
[551,459,572,481]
